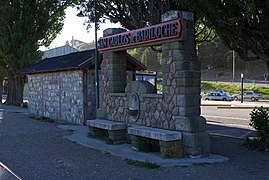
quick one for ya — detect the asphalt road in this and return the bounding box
[201,101,260,139]
[202,106,252,128]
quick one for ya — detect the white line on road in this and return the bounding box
[202,115,249,121]
[207,121,253,129]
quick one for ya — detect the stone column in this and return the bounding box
[97,28,127,119]
[105,51,127,93]
[162,11,210,155]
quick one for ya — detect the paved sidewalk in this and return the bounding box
[1,104,269,179]
[58,125,228,167]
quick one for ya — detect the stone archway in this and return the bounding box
[96,10,210,156]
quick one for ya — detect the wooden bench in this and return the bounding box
[128,125,184,158]
[87,119,127,144]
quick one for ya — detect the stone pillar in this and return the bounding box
[162,11,210,155]
[97,28,127,119]
[105,51,127,93]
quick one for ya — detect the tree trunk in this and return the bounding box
[6,74,24,105]
[266,61,269,75]
[264,61,269,82]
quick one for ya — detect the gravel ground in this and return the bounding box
[0,105,269,180]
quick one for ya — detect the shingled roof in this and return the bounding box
[22,49,146,74]
[22,49,94,74]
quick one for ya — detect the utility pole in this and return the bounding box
[94,0,99,109]
[232,50,235,82]
[241,73,244,103]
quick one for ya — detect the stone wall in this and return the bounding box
[98,51,128,120]
[106,94,128,122]
[144,95,177,130]
[87,70,96,119]
[28,70,95,124]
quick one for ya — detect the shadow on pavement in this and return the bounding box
[207,123,255,139]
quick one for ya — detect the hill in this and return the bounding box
[201,60,267,83]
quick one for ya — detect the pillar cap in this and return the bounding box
[103,28,127,37]
[162,11,194,22]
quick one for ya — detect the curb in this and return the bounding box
[202,104,231,107]
[0,162,22,180]
[217,106,269,109]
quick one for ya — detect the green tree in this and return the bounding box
[78,0,268,73]
[199,37,231,69]
[0,0,74,105]
[180,0,269,72]
[128,47,162,72]
[76,0,215,45]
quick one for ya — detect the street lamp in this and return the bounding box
[232,50,235,82]
[241,73,244,103]
[93,0,99,109]
[77,0,99,110]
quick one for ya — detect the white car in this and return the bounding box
[202,92,233,101]
[232,91,261,101]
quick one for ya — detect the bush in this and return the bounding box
[136,138,159,153]
[127,159,160,169]
[248,107,269,151]
[29,115,54,123]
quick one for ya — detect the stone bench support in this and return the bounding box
[87,119,127,144]
[128,126,184,158]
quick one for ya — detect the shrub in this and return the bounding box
[248,107,269,151]
[29,115,54,123]
[127,159,160,169]
[136,138,159,153]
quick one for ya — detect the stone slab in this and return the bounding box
[87,119,126,130]
[128,125,182,141]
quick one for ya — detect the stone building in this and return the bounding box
[22,49,146,124]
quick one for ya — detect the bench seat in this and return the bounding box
[87,119,126,130]
[128,125,182,141]
[87,119,127,144]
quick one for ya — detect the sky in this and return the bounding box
[40,7,121,51]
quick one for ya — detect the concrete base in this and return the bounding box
[128,125,184,158]
[183,132,211,155]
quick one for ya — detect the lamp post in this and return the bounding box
[77,0,99,110]
[241,73,244,103]
[232,50,235,82]
[94,0,99,109]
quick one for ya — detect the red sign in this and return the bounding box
[98,19,181,52]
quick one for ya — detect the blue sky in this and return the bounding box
[41,7,121,50]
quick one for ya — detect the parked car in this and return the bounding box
[214,89,229,96]
[232,91,261,101]
[202,92,233,101]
